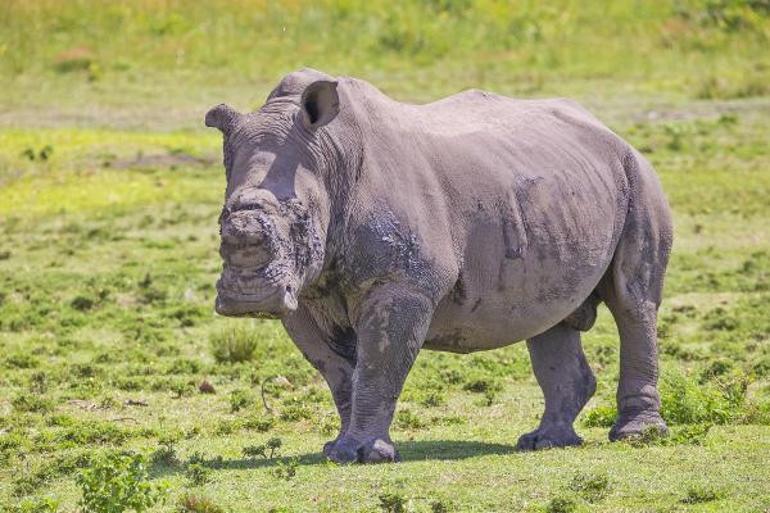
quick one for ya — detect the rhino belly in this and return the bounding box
[425,193,618,352]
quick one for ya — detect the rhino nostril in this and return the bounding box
[221,211,270,246]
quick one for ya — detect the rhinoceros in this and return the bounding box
[205,68,673,463]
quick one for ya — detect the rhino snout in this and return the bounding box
[220,211,277,268]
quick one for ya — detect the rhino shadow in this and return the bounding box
[152,440,518,476]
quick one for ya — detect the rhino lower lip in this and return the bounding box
[215,286,281,304]
[215,280,298,316]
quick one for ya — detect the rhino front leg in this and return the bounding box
[517,323,596,450]
[325,285,434,464]
[281,306,355,456]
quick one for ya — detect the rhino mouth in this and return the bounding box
[215,267,298,318]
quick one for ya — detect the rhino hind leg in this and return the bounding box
[516,323,596,451]
[599,154,672,441]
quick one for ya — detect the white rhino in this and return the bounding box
[206,68,673,463]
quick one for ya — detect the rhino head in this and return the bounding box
[206,70,342,319]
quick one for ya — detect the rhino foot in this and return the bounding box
[516,425,583,451]
[609,410,668,441]
[324,436,400,464]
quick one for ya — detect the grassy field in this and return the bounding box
[1,1,769,512]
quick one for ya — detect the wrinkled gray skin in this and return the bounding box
[206,68,673,463]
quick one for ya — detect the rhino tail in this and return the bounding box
[561,292,601,332]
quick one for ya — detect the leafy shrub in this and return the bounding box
[242,438,283,460]
[584,370,757,429]
[76,451,167,513]
[210,326,259,364]
[661,371,743,424]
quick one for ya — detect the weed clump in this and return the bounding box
[568,471,610,503]
[581,404,616,428]
[584,369,762,431]
[76,451,167,513]
[185,463,212,487]
[681,484,725,504]
[151,434,181,467]
[271,457,299,480]
[379,492,407,513]
[12,394,54,414]
[395,408,426,430]
[6,496,60,513]
[229,389,255,413]
[545,496,578,513]
[178,493,227,513]
[210,326,259,364]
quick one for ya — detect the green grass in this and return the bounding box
[1,1,769,512]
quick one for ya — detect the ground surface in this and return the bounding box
[1,2,769,512]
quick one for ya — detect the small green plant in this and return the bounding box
[171,380,194,399]
[229,388,255,413]
[242,415,274,432]
[681,484,725,504]
[76,451,167,513]
[185,463,212,486]
[178,493,227,513]
[545,496,578,513]
[271,457,299,481]
[379,492,407,513]
[151,433,180,467]
[242,444,267,459]
[581,405,616,428]
[210,326,259,364]
[430,499,451,513]
[568,471,610,503]
[266,437,283,458]
[396,409,426,430]
[71,295,95,311]
[12,394,54,413]
[419,390,447,407]
[242,437,282,460]
[8,496,60,513]
[669,423,712,445]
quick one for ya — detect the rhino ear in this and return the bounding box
[205,104,241,133]
[300,80,339,130]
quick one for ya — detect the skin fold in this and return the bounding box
[206,68,673,463]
